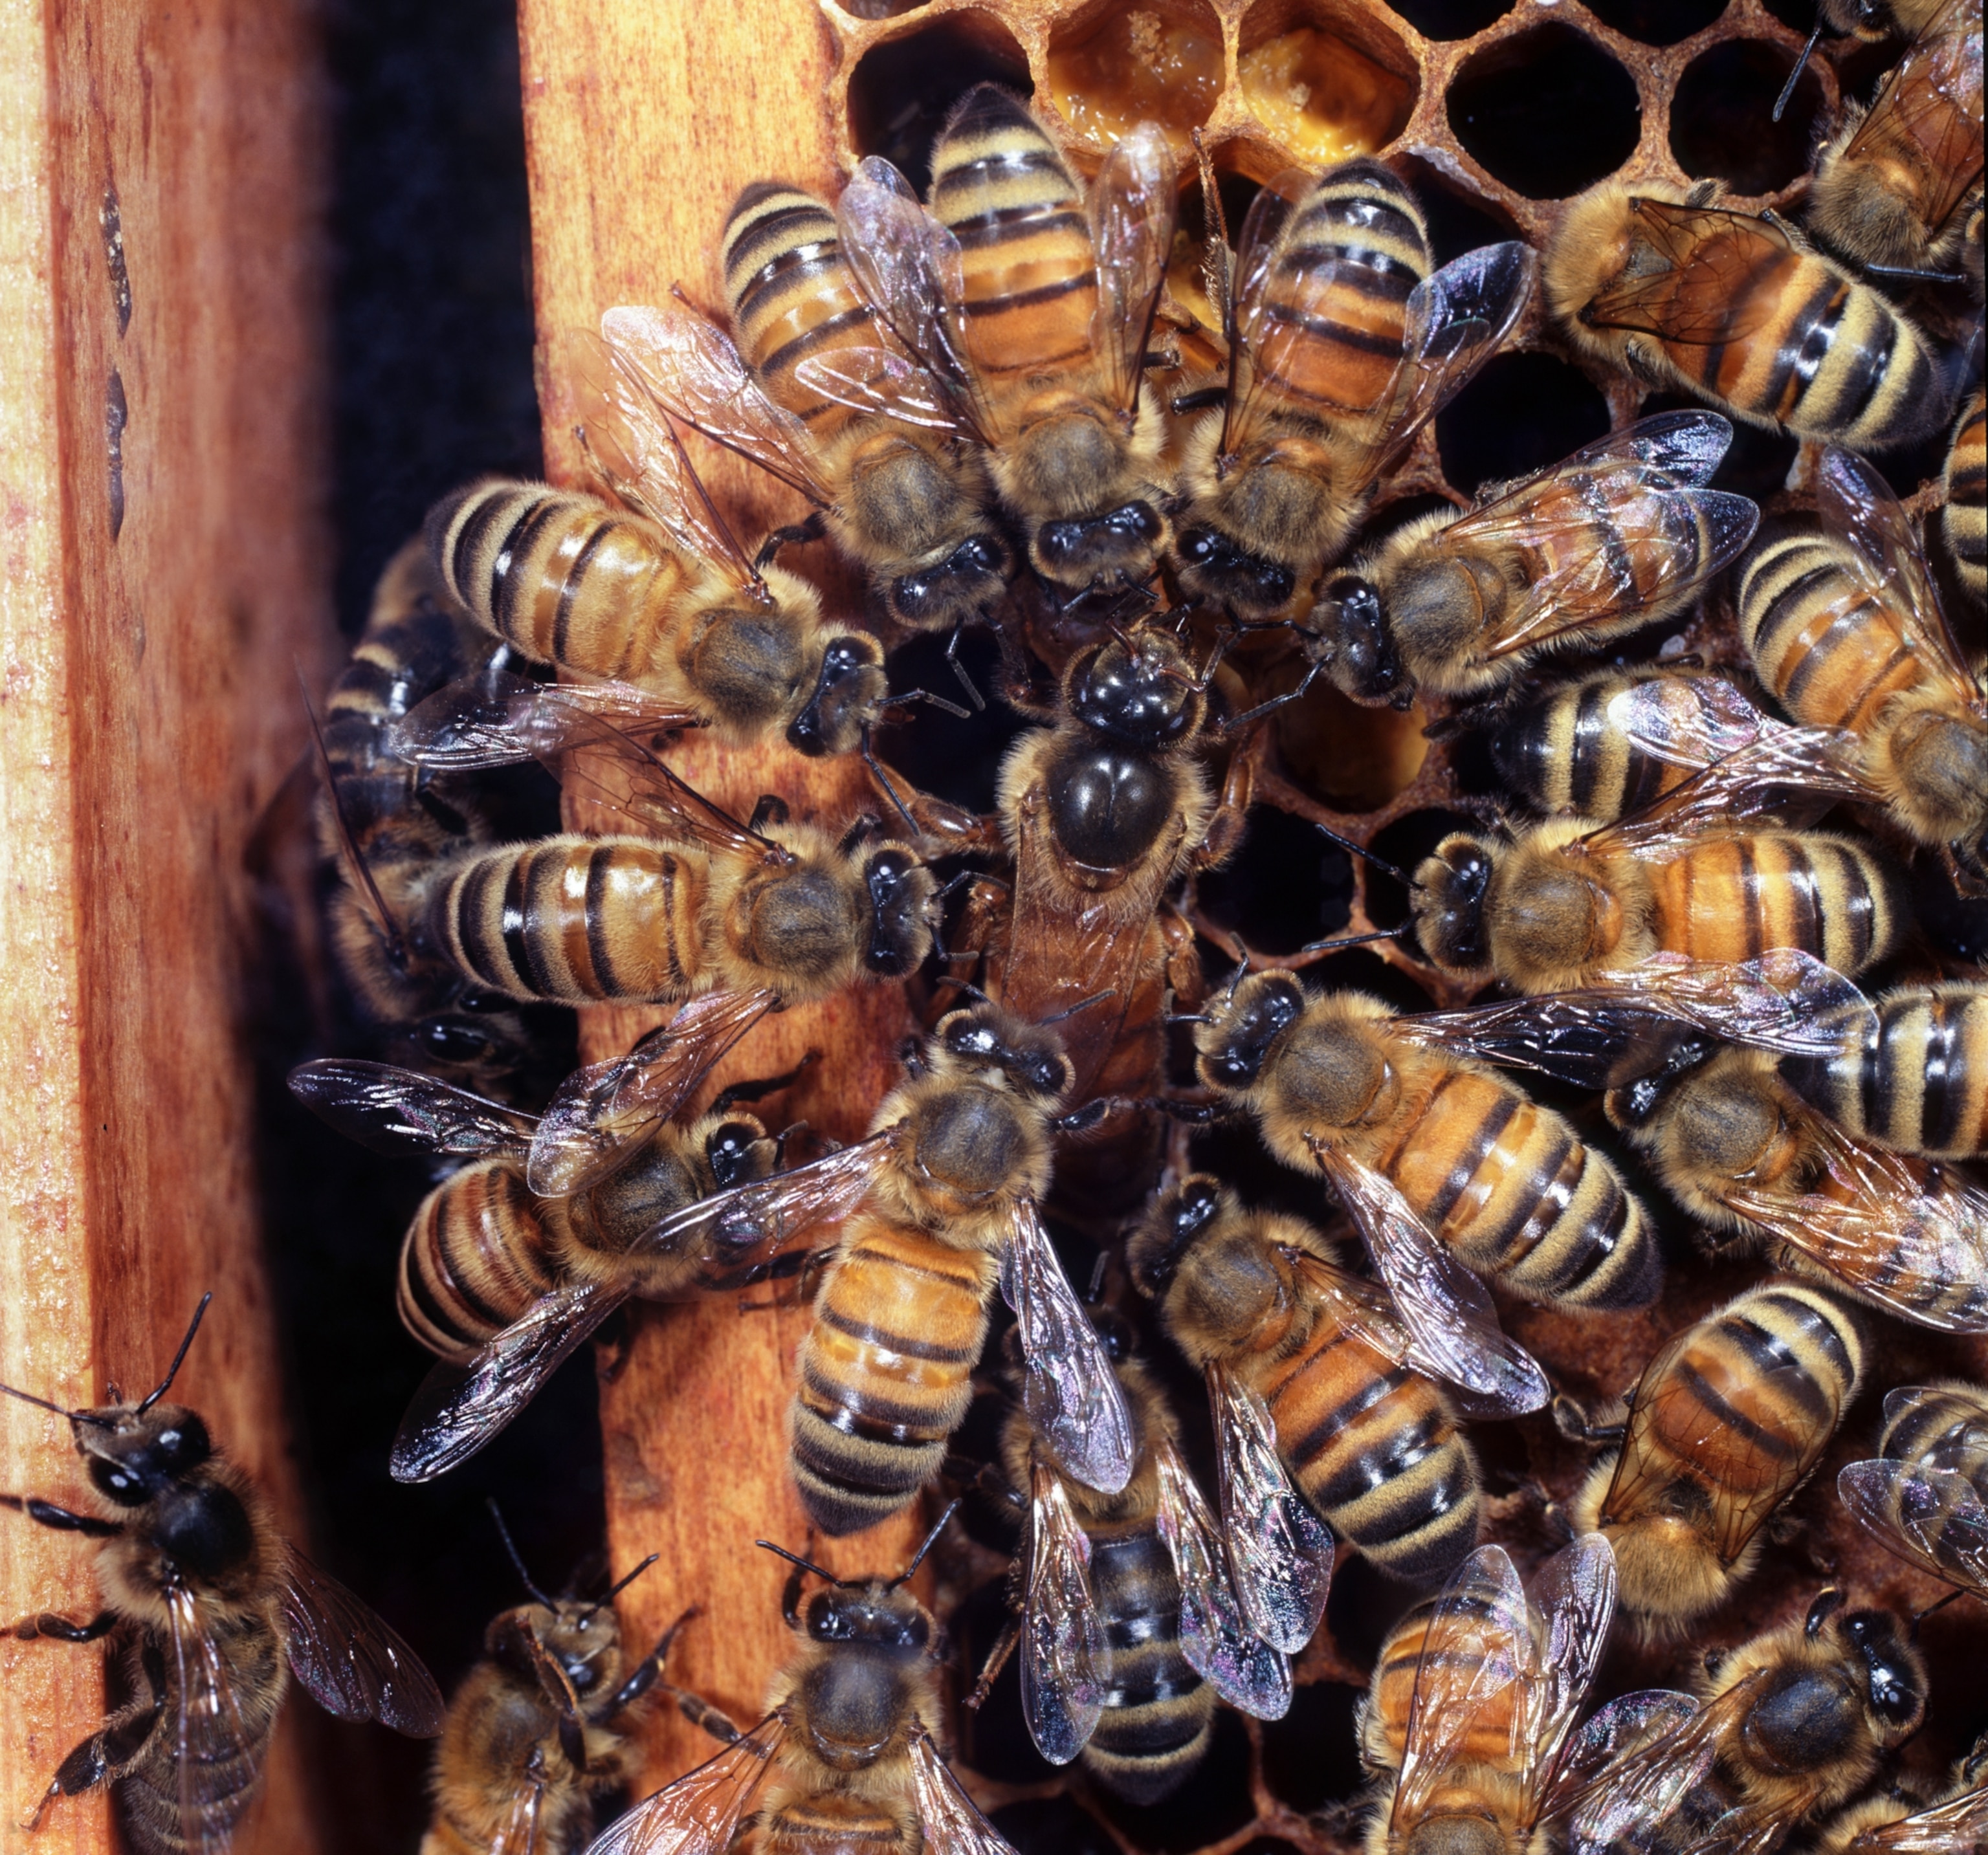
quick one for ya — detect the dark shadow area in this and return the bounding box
[1670,39,1824,194]
[1585,0,1726,43]
[1381,0,1514,39]
[849,12,1033,194]
[1437,351,1612,496]
[1448,25,1642,199]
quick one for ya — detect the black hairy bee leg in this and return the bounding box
[598,1605,698,1718]
[12,1610,119,1642]
[0,1494,123,1537]
[753,514,827,569]
[25,1646,166,1827]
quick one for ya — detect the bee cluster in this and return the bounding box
[5,1,1986,1852]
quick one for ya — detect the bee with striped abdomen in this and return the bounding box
[1129,1176,1483,1599]
[1560,1282,1863,1626]
[1173,160,1532,622]
[1,1298,444,1852]
[1545,181,1955,452]
[1307,412,1758,707]
[1839,1379,1988,1597]
[1941,390,1986,615]
[1807,1733,1988,1854]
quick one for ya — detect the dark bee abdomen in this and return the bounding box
[1780,983,1988,1160]
[789,1218,995,1535]
[927,86,1095,382]
[1496,671,1703,820]
[1646,831,1901,978]
[1263,1318,1480,1583]
[1081,1524,1213,1803]
[397,1161,562,1364]
[1382,1068,1659,1312]
[430,835,705,1005]
[1944,391,1986,608]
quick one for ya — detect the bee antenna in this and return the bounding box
[1294,926,1408,958]
[876,687,972,723]
[861,727,925,840]
[586,1551,662,1619]
[889,1499,960,1587]
[756,1539,847,1586]
[1084,1251,1109,1304]
[1040,989,1115,1026]
[485,1498,556,1607]
[1314,820,1413,887]
[0,1381,113,1429]
[933,974,993,1005]
[1164,1012,1211,1026]
[136,1293,212,1416]
[1772,23,1822,122]
[1910,1588,1962,1630]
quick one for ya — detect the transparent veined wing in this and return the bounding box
[387,669,702,772]
[1839,1456,1988,1594]
[1848,1779,1988,1854]
[1087,122,1176,415]
[166,1577,261,1855]
[1563,1677,1755,1855]
[792,347,960,432]
[491,1765,547,1855]
[1518,1534,1618,1825]
[287,1060,538,1162]
[1019,1456,1109,1764]
[1840,0,1985,243]
[909,1733,1021,1855]
[279,1548,445,1734]
[1540,1689,1699,1832]
[1584,201,1794,346]
[583,1711,787,1855]
[1217,169,1336,461]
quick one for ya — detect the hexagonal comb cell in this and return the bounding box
[1582,0,1726,45]
[1437,350,1611,494]
[1447,23,1641,198]
[1044,0,1224,150]
[1671,39,1825,194]
[848,11,1032,191]
[1234,0,1419,168]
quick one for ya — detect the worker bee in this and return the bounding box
[637,1001,1136,1535]
[1838,1380,1988,1597]
[1305,411,1759,707]
[1173,160,1534,622]
[1941,390,1985,615]
[1806,0,1983,284]
[584,1514,1011,1855]
[1565,1592,1927,1854]
[287,989,812,1480]
[1129,1176,1483,1599]
[1738,447,1988,888]
[974,1308,1290,1798]
[1560,1282,1864,1625]
[423,1509,687,1855]
[0,1297,444,1852]
[1807,1733,1988,1854]
[1356,1533,1622,1855]
[1545,181,1954,452]
[1606,1038,1988,1331]
[1188,974,1672,1415]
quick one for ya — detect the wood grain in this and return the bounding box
[514,0,936,1797]
[0,1,337,1849]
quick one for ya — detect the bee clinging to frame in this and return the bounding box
[1837,1379,1988,1599]
[1,1296,445,1854]
[1172,159,1534,622]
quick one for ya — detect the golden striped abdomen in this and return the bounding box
[1944,391,1986,608]
[1379,1066,1658,1310]
[789,1216,997,1537]
[398,1161,565,1364]
[430,835,710,1005]
[1881,1382,1988,1515]
[1495,670,1706,820]
[1644,831,1901,977]
[927,88,1095,384]
[428,481,694,683]
[1362,1590,1523,1773]
[759,1784,916,1855]
[1260,1317,1479,1584]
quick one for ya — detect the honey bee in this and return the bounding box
[1605,1038,1988,1331]
[1129,1176,1483,1603]
[1838,1380,1988,1597]
[1565,1592,1927,1854]
[637,1001,1136,1535]
[1545,181,1954,452]
[1561,1282,1864,1625]
[974,1308,1290,1798]
[1807,1733,1988,1854]
[1305,411,1760,707]
[1941,390,1985,614]
[287,989,811,1480]
[1806,0,1983,284]
[1738,447,1988,886]
[1173,161,1534,622]
[0,1297,444,1852]
[584,1515,1013,1855]
[1356,1534,1622,1855]
[1188,974,1672,1414]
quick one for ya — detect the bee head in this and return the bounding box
[489,1599,623,1696]
[1833,1606,1925,1735]
[1126,1173,1227,1298]
[1033,498,1167,594]
[859,844,938,977]
[1194,972,1305,1093]
[703,1117,773,1190]
[1311,575,1409,707]
[804,1581,932,1653]
[887,532,1012,632]
[1066,626,1204,751]
[786,633,887,759]
[78,1403,214,1504]
[1412,833,1500,972]
[1173,523,1296,620]
[933,1005,1074,1101]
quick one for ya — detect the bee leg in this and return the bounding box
[753,514,826,570]
[711,1051,819,1111]
[965,1614,1021,1711]
[23,1645,166,1827]
[10,1610,118,1642]
[667,1687,747,1747]
[0,1494,123,1537]
[944,622,986,713]
[1549,1393,1626,1447]
[598,1606,698,1718]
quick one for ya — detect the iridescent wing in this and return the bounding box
[1516,1534,1618,1826]
[791,346,960,432]
[1218,169,1337,459]
[1020,1455,1110,1764]
[1850,1779,1988,1854]
[1583,201,1794,347]
[1151,1434,1292,1719]
[1205,1359,1332,1654]
[1000,1199,1136,1496]
[287,1060,538,1162]
[165,1577,261,1855]
[1563,1678,1756,1855]
[1088,122,1177,416]
[1839,1456,1988,1594]
[1303,1139,1550,1416]
[390,1280,629,1482]
[1840,0,1985,249]
[525,989,782,1198]
[279,1548,445,1734]
[584,1711,788,1855]
[1541,1689,1700,1833]
[909,1733,1021,1855]
[387,670,702,772]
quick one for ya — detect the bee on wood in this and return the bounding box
[1,1297,444,1852]
[1171,160,1532,622]
[1838,1380,1988,1598]
[1545,181,1955,452]
[1806,1733,1988,1854]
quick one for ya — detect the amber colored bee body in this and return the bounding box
[1943,390,1987,615]
[1567,1282,1862,1625]
[1489,668,1723,822]
[1546,182,1952,451]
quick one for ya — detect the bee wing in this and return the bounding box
[1604,669,1774,771]
[390,1280,630,1482]
[791,346,962,433]
[286,1059,538,1161]
[491,1772,546,1855]
[1205,1358,1333,1653]
[525,989,782,1198]
[1542,1689,1700,1831]
[1839,1456,1988,1594]
[278,1548,447,1735]
[165,1579,259,1855]
[1020,1456,1110,1764]
[1087,122,1176,415]
[1853,1782,1988,1854]
[1581,200,1794,347]
[1817,446,1984,716]
[1563,1679,1755,1855]
[1217,168,1341,458]
[1151,1434,1293,1719]
[1841,0,1985,245]
[1305,1140,1550,1416]
[386,668,703,772]
[1518,1534,1618,1823]
[908,1732,1021,1855]
[585,1711,788,1855]
[597,303,835,508]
